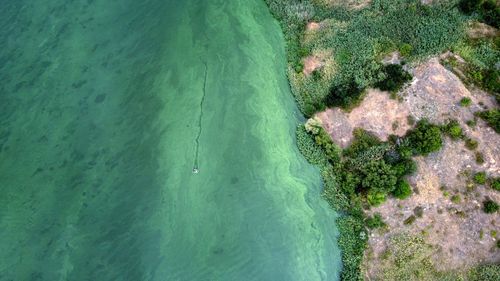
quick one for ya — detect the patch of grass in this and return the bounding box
[475,151,485,164]
[465,138,479,150]
[474,171,487,184]
[451,194,461,203]
[483,199,499,213]
[490,177,500,191]
[466,119,477,127]
[460,97,472,107]
[442,119,464,140]
[365,213,386,229]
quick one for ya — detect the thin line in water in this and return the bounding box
[192,60,208,174]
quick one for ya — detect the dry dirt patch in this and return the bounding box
[316,89,411,148]
[306,21,320,31]
[302,49,334,76]
[467,21,499,39]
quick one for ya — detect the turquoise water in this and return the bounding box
[0,0,341,280]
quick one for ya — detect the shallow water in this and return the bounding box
[0,0,341,280]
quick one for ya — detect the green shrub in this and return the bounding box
[482,69,500,93]
[465,138,479,150]
[451,194,461,203]
[476,109,500,133]
[443,120,463,140]
[474,171,487,184]
[324,81,364,109]
[459,97,472,107]
[365,213,386,229]
[490,177,500,191]
[359,160,398,193]
[483,199,499,213]
[395,140,414,160]
[304,119,342,163]
[481,0,500,28]
[459,0,482,14]
[367,191,387,206]
[344,129,382,158]
[459,0,500,28]
[399,44,413,57]
[404,215,416,225]
[475,151,485,164]
[392,180,413,200]
[314,129,342,163]
[392,159,417,177]
[406,119,443,155]
[375,64,412,92]
[466,119,477,127]
[296,125,329,166]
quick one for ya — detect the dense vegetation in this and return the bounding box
[297,117,445,280]
[459,0,500,28]
[483,199,499,213]
[374,64,413,92]
[266,0,466,115]
[476,109,500,133]
[449,38,500,98]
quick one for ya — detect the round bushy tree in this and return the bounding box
[367,190,387,206]
[483,199,499,214]
[444,120,463,140]
[393,180,413,200]
[359,160,398,194]
[392,159,417,177]
[491,177,500,191]
[406,119,443,155]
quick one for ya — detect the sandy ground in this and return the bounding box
[467,21,500,39]
[316,58,500,277]
[302,49,334,76]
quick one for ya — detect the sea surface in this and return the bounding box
[0,0,341,280]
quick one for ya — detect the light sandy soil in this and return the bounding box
[467,21,499,39]
[316,89,411,148]
[302,49,334,76]
[316,58,500,277]
[306,22,320,31]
